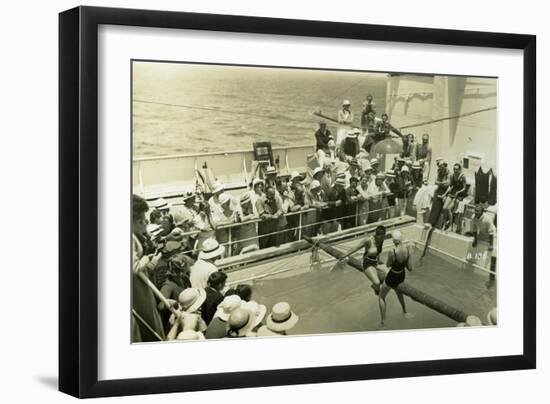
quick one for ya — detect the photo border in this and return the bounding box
[59,6,536,398]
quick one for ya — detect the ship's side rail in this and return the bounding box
[133,144,316,198]
[167,198,491,258]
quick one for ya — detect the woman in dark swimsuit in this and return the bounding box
[378,230,414,327]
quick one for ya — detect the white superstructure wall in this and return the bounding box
[386,74,497,182]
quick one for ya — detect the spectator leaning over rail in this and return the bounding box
[260,186,286,248]
[305,179,327,236]
[395,165,412,217]
[132,194,165,343]
[232,193,260,255]
[366,173,390,223]
[189,238,224,289]
[212,192,237,251]
[344,176,361,229]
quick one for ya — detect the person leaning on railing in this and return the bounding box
[259,186,286,249]
[304,180,328,237]
[232,193,260,255]
[366,173,390,223]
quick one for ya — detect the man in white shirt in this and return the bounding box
[190,238,225,289]
[336,99,354,149]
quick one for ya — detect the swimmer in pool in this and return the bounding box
[335,225,388,294]
[378,230,414,327]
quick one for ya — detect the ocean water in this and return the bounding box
[132,62,387,156]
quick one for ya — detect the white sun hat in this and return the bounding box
[178,288,207,313]
[211,180,225,194]
[214,295,243,322]
[266,302,299,332]
[199,238,225,260]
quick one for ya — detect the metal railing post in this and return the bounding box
[228,227,232,257]
[298,211,303,240]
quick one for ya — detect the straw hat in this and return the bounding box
[289,171,303,183]
[241,301,267,330]
[182,191,196,201]
[310,180,321,190]
[412,161,421,169]
[214,295,243,322]
[252,178,265,187]
[265,166,278,176]
[147,223,163,239]
[376,173,386,180]
[342,99,351,106]
[211,180,225,194]
[228,308,253,337]
[349,158,360,168]
[240,193,252,205]
[152,198,170,211]
[370,158,379,166]
[219,193,232,206]
[312,166,325,178]
[199,238,225,260]
[401,165,410,173]
[334,178,346,187]
[266,302,299,332]
[178,288,207,313]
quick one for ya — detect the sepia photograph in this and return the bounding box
[131,60,497,343]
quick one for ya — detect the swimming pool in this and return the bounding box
[225,228,496,335]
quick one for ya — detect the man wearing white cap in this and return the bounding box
[336,99,354,150]
[189,238,224,289]
[233,192,260,254]
[396,165,412,217]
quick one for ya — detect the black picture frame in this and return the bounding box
[59,6,536,398]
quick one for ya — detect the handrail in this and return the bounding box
[170,193,394,238]
[134,143,316,162]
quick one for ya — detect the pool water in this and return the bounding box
[240,242,496,335]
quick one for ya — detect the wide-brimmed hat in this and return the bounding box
[342,99,351,106]
[334,178,346,187]
[199,238,225,260]
[266,302,299,332]
[289,171,303,182]
[152,198,170,211]
[362,160,372,171]
[178,288,207,313]
[228,308,253,337]
[401,165,410,173]
[241,301,267,330]
[370,158,379,166]
[252,178,265,187]
[147,223,163,239]
[211,180,225,194]
[310,180,321,190]
[214,295,243,322]
[376,172,387,179]
[412,162,421,169]
[349,158,360,167]
[312,166,325,178]
[219,193,232,206]
[265,166,278,176]
[240,193,252,205]
[182,191,196,201]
